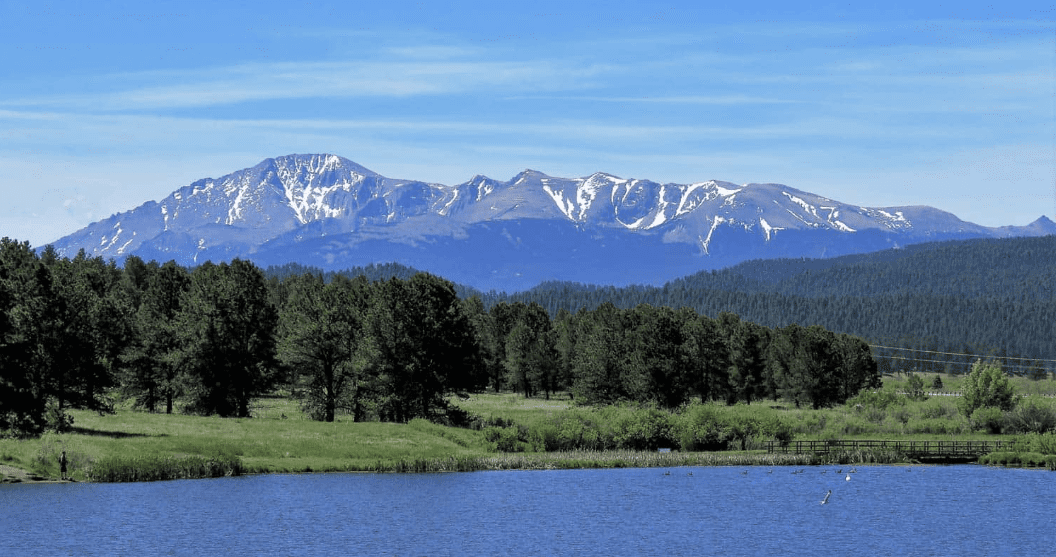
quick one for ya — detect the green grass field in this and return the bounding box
[0,395,494,482]
[2,373,1055,481]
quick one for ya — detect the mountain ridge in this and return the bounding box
[44,153,1056,291]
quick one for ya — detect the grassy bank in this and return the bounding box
[0,395,494,482]
[3,373,1055,482]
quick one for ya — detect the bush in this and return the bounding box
[839,416,877,436]
[970,407,1005,434]
[890,406,912,426]
[919,401,955,420]
[484,426,529,452]
[44,403,74,433]
[1009,433,1056,455]
[758,414,795,446]
[847,389,903,411]
[673,404,727,451]
[1019,452,1046,467]
[931,376,944,390]
[1003,401,1056,434]
[980,452,1013,466]
[906,418,968,435]
[795,412,828,435]
[905,374,927,401]
[611,405,675,451]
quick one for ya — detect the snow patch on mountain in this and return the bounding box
[715,183,742,197]
[701,215,726,254]
[543,184,576,221]
[759,217,783,241]
[646,185,672,229]
[576,175,609,221]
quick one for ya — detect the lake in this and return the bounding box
[2,465,1053,555]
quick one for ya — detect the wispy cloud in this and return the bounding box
[1,59,604,111]
[503,95,804,104]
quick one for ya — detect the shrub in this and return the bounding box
[795,412,828,435]
[484,426,529,452]
[673,404,726,452]
[847,389,903,411]
[905,374,927,401]
[931,376,944,390]
[980,452,1013,466]
[44,403,74,433]
[758,414,795,446]
[1009,433,1056,455]
[906,418,967,435]
[919,401,955,420]
[890,407,911,426]
[839,416,876,436]
[970,407,1005,434]
[1019,452,1046,467]
[611,405,675,451]
[1003,401,1056,434]
[862,406,886,425]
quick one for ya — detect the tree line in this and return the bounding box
[484,235,1056,376]
[1,238,879,437]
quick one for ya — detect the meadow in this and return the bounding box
[2,372,1055,482]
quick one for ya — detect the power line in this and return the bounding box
[869,344,1056,365]
[882,356,1048,374]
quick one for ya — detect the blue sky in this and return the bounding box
[1,1,1053,246]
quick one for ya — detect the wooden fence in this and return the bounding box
[766,439,1006,459]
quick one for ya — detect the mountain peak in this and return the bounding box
[44,153,1055,291]
[269,153,381,178]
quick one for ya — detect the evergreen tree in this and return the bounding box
[455,296,495,394]
[365,274,476,422]
[0,239,49,435]
[624,305,687,409]
[501,302,555,398]
[178,260,279,417]
[680,312,726,404]
[570,303,627,404]
[121,260,189,413]
[278,273,373,422]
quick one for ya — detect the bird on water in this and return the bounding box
[821,490,832,505]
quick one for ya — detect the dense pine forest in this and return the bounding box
[483,236,1056,377]
[1,237,880,437]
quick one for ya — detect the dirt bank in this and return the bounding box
[0,463,67,484]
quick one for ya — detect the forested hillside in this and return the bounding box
[267,236,1056,377]
[486,236,1056,376]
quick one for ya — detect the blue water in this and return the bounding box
[2,465,1054,556]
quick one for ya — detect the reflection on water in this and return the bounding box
[2,465,1053,556]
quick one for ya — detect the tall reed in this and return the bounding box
[88,454,245,482]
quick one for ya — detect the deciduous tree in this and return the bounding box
[960,360,1017,416]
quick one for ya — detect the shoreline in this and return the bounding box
[5,453,1050,484]
[0,448,983,484]
[0,463,73,484]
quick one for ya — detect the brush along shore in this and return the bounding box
[3,373,1056,483]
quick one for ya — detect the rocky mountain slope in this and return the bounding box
[46,154,1056,290]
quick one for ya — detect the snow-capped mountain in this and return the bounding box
[45,154,1056,290]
